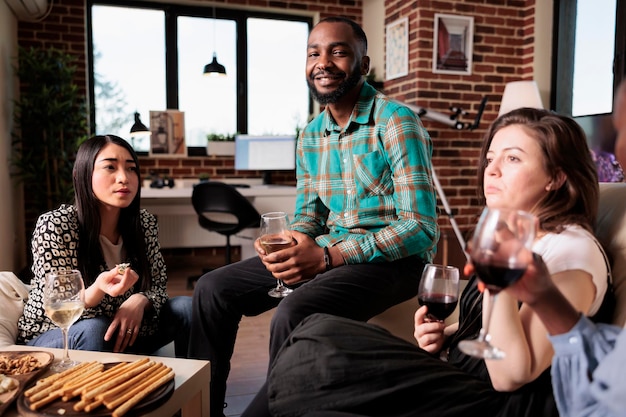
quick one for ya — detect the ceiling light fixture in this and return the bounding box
[129,112,150,136]
[203,6,227,77]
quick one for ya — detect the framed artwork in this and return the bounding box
[386,17,409,80]
[149,110,186,157]
[432,14,474,75]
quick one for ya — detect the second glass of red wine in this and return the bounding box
[458,207,537,360]
[259,211,294,298]
[417,264,460,322]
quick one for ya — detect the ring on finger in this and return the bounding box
[126,328,133,335]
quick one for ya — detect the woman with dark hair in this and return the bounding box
[17,135,191,356]
[241,108,611,417]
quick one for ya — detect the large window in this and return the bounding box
[554,0,626,116]
[88,1,312,153]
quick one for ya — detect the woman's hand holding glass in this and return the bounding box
[414,306,449,354]
[414,264,460,353]
[458,207,537,360]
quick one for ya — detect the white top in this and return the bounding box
[532,224,608,315]
[99,235,124,270]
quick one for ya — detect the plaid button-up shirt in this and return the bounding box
[291,82,439,264]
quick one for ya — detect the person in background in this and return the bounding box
[17,134,192,357]
[241,107,609,417]
[188,16,439,417]
[613,79,626,169]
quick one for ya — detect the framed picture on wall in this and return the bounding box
[149,110,187,157]
[432,14,474,75]
[386,17,409,80]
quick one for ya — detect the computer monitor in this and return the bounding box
[235,135,296,184]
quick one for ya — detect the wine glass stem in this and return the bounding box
[61,327,70,363]
[276,279,285,290]
[479,293,498,343]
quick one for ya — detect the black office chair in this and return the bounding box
[191,181,261,267]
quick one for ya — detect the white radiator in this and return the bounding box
[153,210,257,259]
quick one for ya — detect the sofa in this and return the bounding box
[2,183,626,348]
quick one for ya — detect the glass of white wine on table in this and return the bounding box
[259,211,295,298]
[43,269,85,371]
[458,207,537,360]
[417,264,460,322]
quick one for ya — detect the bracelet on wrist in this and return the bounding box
[323,246,332,271]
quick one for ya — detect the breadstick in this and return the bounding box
[97,362,164,401]
[24,361,95,397]
[70,363,131,398]
[28,362,102,402]
[103,364,167,408]
[74,396,104,412]
[82,359,155,400]
[112,370,174,417]
[29,389,64,411]
[80,358,148,396]
[84,398,104,412]
[62,364,106,400]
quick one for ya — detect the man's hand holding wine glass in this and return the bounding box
[257,212,344,293]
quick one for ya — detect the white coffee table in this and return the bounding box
[2,345,210,417]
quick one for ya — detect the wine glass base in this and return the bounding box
[268,287,293,298]
[457,339,505,360]
[50,359,81,373]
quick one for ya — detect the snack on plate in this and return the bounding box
[116,263,130,275]
[0,354,42,375]
[0,374,18,394]
[24,358,174,417]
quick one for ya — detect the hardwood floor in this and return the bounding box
[165,253,272,417]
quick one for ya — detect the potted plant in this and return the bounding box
[206,133,236,156]
[11,47,89,232]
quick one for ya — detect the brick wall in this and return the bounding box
[384,0,536,249]
[140,155,297,186]
[16,0,538,262]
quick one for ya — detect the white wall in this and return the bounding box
[534,0,554,109]
[0,2,25,273]
[362,0,385,81]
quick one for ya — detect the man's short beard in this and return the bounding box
[308,66,362,105]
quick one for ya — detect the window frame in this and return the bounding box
[552,0,626,115]
[86,0,313,153]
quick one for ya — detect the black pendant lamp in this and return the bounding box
[203,52,226,77]
[203,6,227,77]
[129,112,150,136]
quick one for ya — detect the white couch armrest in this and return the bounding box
[0,271,29,347]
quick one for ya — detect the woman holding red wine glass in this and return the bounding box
[241,108,613,417]
[457,207,538,359]
[417,264,460,322]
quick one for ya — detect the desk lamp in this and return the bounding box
[498,80,544,116]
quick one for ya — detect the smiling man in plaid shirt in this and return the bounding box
[189,16,439,417]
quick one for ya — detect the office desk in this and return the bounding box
[141,183,297,259]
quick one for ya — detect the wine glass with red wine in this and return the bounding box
[458,207,537,359]
[417,264,460,322]
[259,211,294,298]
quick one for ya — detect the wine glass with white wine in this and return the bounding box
[259,211,294,298]
[43,269,85,371]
